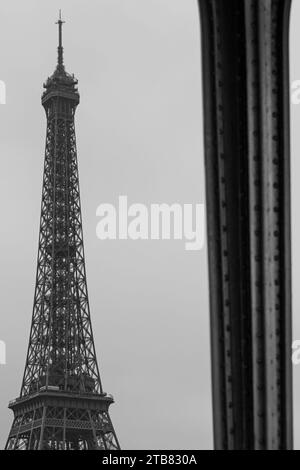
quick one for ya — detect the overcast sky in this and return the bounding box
[0,0,211,450]
[0,0,300,450]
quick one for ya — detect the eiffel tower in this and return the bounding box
[5,13,120,450]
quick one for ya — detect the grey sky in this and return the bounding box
[0,0,300,450]
[0,0,210,450]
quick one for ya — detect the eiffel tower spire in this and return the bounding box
[56,10,65,69]
[5,16,120,451]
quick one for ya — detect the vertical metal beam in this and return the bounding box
[198,0,293,449]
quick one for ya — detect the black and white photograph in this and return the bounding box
[0,0,300,454]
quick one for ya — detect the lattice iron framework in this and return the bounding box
[6,13,120,450]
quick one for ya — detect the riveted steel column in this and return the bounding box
[198,0,293,450]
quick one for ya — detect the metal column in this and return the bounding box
[198,0,293,449]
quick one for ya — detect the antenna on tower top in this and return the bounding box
[55,10,65,68]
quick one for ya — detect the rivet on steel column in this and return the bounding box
[198,0,293,450]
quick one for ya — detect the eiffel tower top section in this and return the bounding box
[42,11,79,106]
